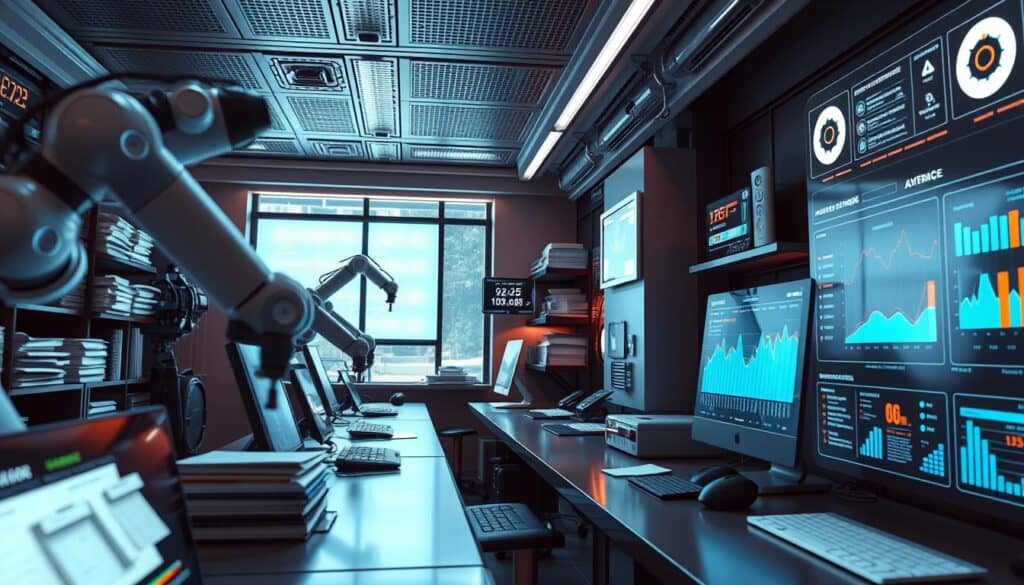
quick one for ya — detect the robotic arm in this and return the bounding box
[317,255,398,309]
[0,81,314,432]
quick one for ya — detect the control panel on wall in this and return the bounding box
[606,321,634,391]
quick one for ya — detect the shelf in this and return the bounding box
[92,312,156,325]
[688,242,809,274]
[94,255,157,275]
[527,363,585,373]
[85,380,129,388]
[528,314,590,327]
[8,383,83,397]
[125,378,150,385]
[531,267,589,283]
[10,304,81,316]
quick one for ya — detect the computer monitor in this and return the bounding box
[490,339,532,408]
[692,279,819,493]
[301,344,345,418]
[226,342,303,452]
[0,408,200,584]
[288,365,334,445]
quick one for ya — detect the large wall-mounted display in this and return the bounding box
[805,0,1024,529]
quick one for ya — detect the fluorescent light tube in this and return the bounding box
[554,0,656,132]
[522,131,563,180]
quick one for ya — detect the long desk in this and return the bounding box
[470,403,1020,585]
[198,403,492,585]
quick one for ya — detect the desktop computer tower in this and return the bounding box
[602,147,699,413]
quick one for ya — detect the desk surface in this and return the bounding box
[332,418,444,457]
[199,403,482,580]
[470,403,1020,585]
[349,402,433,421]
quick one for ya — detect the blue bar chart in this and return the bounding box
[955,395,1024,506]
[920,444,946,477]
[860,427,883,459]
[953,208,1021,256]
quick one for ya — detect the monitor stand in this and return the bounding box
[490,378,533,409]
[742,463,831,495]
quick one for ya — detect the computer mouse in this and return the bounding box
[690,464,738,487]
[388,392,406,406]
[1012,553,1024,578]
[698,474,759,510]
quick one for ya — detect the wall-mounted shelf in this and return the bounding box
[527,315,590,327]
[93,312,155,325]
[526,363,585,373]
[688,242,808,274]
[8,383,84,397]
[95,255,157,275]
[531,267,589,283]
[12,304,81,316]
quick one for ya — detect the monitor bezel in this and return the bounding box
[691,279,813,468]
[288,365,335,445]
[599,190,642,290]
[337,368,366,412]
[301,344,346,417]
[226,342,304,452]
[493,339,524,397]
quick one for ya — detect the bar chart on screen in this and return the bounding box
[955,394,1024,507]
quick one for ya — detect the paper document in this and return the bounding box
[602,464,672,478]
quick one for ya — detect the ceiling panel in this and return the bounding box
[42,0,600,167]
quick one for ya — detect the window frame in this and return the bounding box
[249,193,493,384]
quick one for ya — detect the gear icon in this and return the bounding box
[969,34,1002,80]
[819,118,840,152]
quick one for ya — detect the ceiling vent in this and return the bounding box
[351,58,400,138]
[285,96,358,134]
[237,138,301,154]
[407,0,588,53]
[269,57,347,92]
[367,142,401,161]
[96,47,267,90]
[40,0,236,38]
[309,140,365,158]
[408,145,515,165]
[667,0,764,74]
[231,0,336,43]
[410,61,554,105]
[410,104,532,142]
[338,0,396,43]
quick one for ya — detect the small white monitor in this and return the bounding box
[493,339,524,397]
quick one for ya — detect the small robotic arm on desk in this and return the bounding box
[0,78,316,431]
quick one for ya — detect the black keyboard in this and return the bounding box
[347,421,394,438]
[469,504,541,534]
[333,446,401,471]
[628,474,702,499]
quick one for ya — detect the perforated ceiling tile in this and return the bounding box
[96,47,268,90]
[264,56,348,92]
[309,140,365,158]
[338,0,396,43]
[368,142,401,161]
[410,104,532,142]
[410,61,554,105]
[230,0,337,43]
[286,95,359,134]
[407,145,515,165]
[408,0,588,52]
[237,138,302,154]
[40,0,236,36]
[261,95,292,135]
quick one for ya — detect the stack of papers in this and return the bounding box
[131,284,161,317]
[531,243,588,275]
[425,365,478,384]
[10,333,108,387]
[178,450,331,541]
[97,212,156,269]
[528,333,587,368]
[56,281,85,311]
[92,274,135,317]
[541,287,588,317]
[88,399,118,417]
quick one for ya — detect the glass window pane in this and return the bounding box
[368,345,436,383]
[366,222,439,339]
[255,218,363,322]
[369,199,439,218]
[442,224,486,382]
[258,194,363,216]
[444,202,488,220]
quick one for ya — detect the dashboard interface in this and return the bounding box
[806,0,1024,526]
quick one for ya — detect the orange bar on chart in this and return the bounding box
[998,271,1011,328]
[926,280,936,308]
[1010,209,1021,248]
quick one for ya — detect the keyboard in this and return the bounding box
[748,513,987,584]
[542,422,606,436]
[347,421,394,438]
[628,474,702,499]
[360,405,397,417]
[527,408,574,419]
[333,446,401,471]
[468,504,543,534]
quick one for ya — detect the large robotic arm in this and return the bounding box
[0,81,314,428]
[316,255,398,310]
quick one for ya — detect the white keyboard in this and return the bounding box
[530,408,574,417]
[748,513,986,584]
[567,423,606,432]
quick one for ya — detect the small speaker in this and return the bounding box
[751,166,776,247]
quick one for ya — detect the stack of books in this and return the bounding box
[531,243,588,276]
[88,399,118,417]
[541,287,588,318]
[178,450,331,541]
[106,329,124,381]
[56,281,85,311]
[128,392,151,409]
[97,212,156,269]
[10,334,109,387]
[92,275,135,317]
[528,333,587,368]
[424,365,478,385]
[126,327,145,380]
[131,284,161,317]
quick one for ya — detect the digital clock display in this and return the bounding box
[705,188,752,258]
[482,278,534,315]
[0,55,42,157]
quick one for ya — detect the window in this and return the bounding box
[252,194,491,384]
